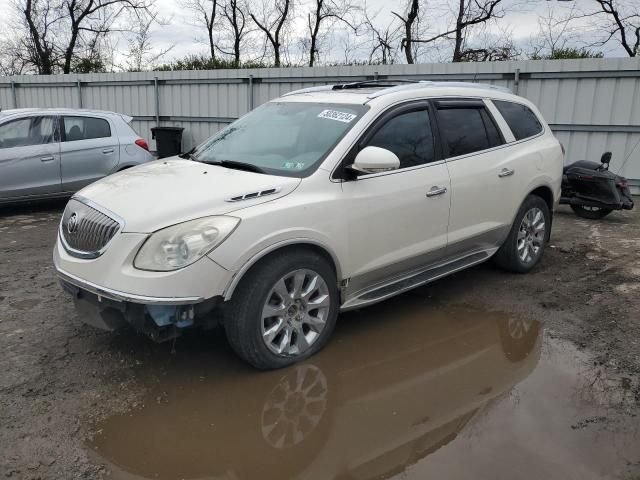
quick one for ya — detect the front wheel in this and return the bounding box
[570,204,612,219]
[493,195,550,273]
[224,249,339,370]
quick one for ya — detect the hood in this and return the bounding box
[76,158,301,233]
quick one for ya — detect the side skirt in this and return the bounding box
[340,248,497,311]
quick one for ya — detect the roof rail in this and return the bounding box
[282,85,334,96]
[283,79,512,98]
[332,79,419,90]
[366,81,512,98]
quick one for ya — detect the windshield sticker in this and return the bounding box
[317,109,358,123]
[283,162,305,170]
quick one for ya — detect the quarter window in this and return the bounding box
[0,116,56,149]
[63,116,111,142]
[365,109,435,168]
[493,100,543,141]
[436,107,502,158]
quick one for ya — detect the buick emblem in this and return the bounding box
[67,213,79,234]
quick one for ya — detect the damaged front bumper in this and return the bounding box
[56,267,223,342]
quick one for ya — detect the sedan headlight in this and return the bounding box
[134,216,240,271]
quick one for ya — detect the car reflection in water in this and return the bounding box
[90,296,542,480]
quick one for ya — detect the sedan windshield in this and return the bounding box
[192,102,367,177]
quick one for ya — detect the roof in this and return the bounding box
[279,80,523,106]
[0,108,123,118]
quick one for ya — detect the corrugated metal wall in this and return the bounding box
[1,58,640,190]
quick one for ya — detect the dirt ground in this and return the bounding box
[0,201,639,479]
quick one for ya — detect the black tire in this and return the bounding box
[224,249,339,370]
[570,204,613,219]
[493,195,550,273]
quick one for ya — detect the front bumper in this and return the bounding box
[54,233,231,340]
[56,266,203,305]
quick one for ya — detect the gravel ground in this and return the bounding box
[0,201,638,479]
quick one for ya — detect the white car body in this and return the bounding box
[53,81,563,366]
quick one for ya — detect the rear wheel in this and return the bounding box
[224,250,339,370]
[493,195,550,273]
[570,204,612,219]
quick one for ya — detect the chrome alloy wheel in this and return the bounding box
[517,207,546,264]
[261,269,331,356]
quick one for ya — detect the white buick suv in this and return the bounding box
[54,80,563,369]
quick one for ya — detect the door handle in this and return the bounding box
[498,168,515,178]
[40,156,55,162]
[102,148,115,154]
[426,186,448,197]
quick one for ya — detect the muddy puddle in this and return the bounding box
[88,295,640,480]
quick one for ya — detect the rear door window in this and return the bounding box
[365,109,436,168]
[436,105,503,158]
[0,116,57,149]
[62,116,111,142]
[493,100,543,140]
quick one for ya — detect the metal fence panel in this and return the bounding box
[1,58,640,191]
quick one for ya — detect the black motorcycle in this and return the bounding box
[560,152,634,219]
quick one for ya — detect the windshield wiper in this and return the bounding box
[179,148,198,160]
[206,159,267,174]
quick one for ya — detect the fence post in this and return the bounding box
[248,74,254,111]
[11,80,17,108]
[76,80,83,108]
[514,68,520,95]
[154,76,160,126]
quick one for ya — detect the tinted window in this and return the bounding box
[366,109,435,168]
[493,100,543,141]
[437,107,502,157]
[63,116,111,142]
[0,116,56,149]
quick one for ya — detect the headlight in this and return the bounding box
[134,216,239,271]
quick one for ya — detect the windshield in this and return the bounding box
[192,102,367,177]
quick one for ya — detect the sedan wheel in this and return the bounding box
[261,269,331,356]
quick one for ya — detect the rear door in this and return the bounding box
[0,115,61,200]
[434,99,515,255]
[60,115,119,192]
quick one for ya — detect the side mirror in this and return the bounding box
[350,146,400,175]
[601,152,612,164]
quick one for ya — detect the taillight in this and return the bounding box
[135,138,149,151]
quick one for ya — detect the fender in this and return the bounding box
[221,237,343,301]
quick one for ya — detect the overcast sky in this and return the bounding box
[0,0,627,69]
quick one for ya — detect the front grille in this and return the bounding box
[60,198,121,258]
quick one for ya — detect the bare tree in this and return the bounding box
[219,0,248,64]
[14,0,152,74]
[123,10,174,71]
[306,0,358,67]
[250,0,292,66]
[363,3,400,64]
[529,4,580,59]
[21,0,62,74]
[181,0,220,60]
[392,0,419,64]
[590,0,640,57]
[62,0,152,73]
[402,0,505,62]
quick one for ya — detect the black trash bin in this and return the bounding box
[151,126,184,158]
